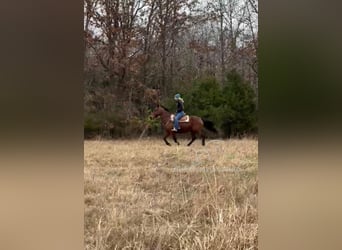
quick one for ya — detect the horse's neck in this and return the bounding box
[161,111,171,124]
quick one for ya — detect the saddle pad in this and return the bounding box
[170,114,190,122]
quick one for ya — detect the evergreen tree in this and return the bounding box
[221,70,257,137]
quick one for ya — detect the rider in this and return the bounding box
[172,93,185,132]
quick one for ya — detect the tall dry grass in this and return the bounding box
[84,138,258,249]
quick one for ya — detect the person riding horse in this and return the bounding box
[151,105,218,146]
[172,93,185,132]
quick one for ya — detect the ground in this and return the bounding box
[84,138,258,250]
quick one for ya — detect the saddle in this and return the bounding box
[170,114,190,123]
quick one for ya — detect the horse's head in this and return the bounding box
[151,106,163,118]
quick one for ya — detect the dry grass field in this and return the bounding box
[84,138,258,250]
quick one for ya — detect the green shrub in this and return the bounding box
[221,70,257,137]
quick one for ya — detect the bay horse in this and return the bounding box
[151,105,217,146]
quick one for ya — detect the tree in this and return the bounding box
[221,69,257,137]
[83,0,258,138]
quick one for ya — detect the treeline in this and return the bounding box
[84,0,258,139]
[85,69,257,138]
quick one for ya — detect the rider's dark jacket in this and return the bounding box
[176,100,184,113]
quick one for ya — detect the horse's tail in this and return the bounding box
[202,119,218,133]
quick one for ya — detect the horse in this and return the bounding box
[151,105,218,146]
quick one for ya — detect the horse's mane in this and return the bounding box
[160,105,170,112]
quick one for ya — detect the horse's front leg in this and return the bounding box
[172,133,180,145]
[163,132,171,146]
[187,131,197,146]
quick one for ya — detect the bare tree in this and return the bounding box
[84,0,258,136]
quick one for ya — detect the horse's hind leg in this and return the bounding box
[187,132,196,146]
[172,133,180,145]
[163,132,171,146]
[201,132,205,146]
[196,129,205,146]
